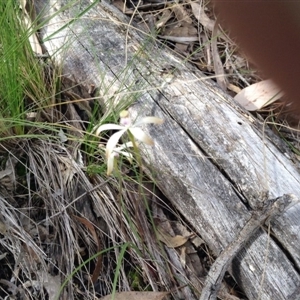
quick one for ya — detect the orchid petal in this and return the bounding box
[135,117,164,126]
[116,141,134,151]
[113,142,134,163]
[129,128,154,145]
[106,128,127,158]
[94,124,124,136]
[106,153,115,176]
[116,150,133,163]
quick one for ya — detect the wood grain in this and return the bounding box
[36,1,300,299]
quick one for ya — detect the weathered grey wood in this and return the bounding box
[200,194,298,300]
[36,0,300,299]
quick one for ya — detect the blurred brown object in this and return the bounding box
[212,1,300,113]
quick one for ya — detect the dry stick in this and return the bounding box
[199,194,298,300]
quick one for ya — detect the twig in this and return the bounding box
[199,194,298,300]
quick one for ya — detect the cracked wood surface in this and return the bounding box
[199,194,299,300]
[36,0,300,299]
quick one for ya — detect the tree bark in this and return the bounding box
[36,0,300,299]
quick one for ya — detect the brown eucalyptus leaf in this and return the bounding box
[190,2,215,31]
[161,25,198,43]
[74,215,102,283]
[157,227,189,248]
[190,2,229,42]
[234,79,284,111]
[172,3,193,24]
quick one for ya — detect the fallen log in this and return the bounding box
[36,0,300,299]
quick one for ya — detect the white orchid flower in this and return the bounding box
[93,110,163,175]
[106,141,134,176]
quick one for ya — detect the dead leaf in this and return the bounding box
[190,2,215,32]
[190,2,229,43]
[113,0,126,13]
[100,291,168,300]
[161,25,198,43]
[156,9,173,29]
[157,226,189,248]
[234,79,284,111]
[172,4,193,25]
[74,215,102,283]
[211,21,227,91]
[227,83,241,94]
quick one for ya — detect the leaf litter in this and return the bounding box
[1,1,294,300]
[113,0,290,117]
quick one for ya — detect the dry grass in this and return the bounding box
[2,0,299,300]
[0,130,203,299]
[0,45,201,299]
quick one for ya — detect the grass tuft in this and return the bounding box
[0,1,194,299]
